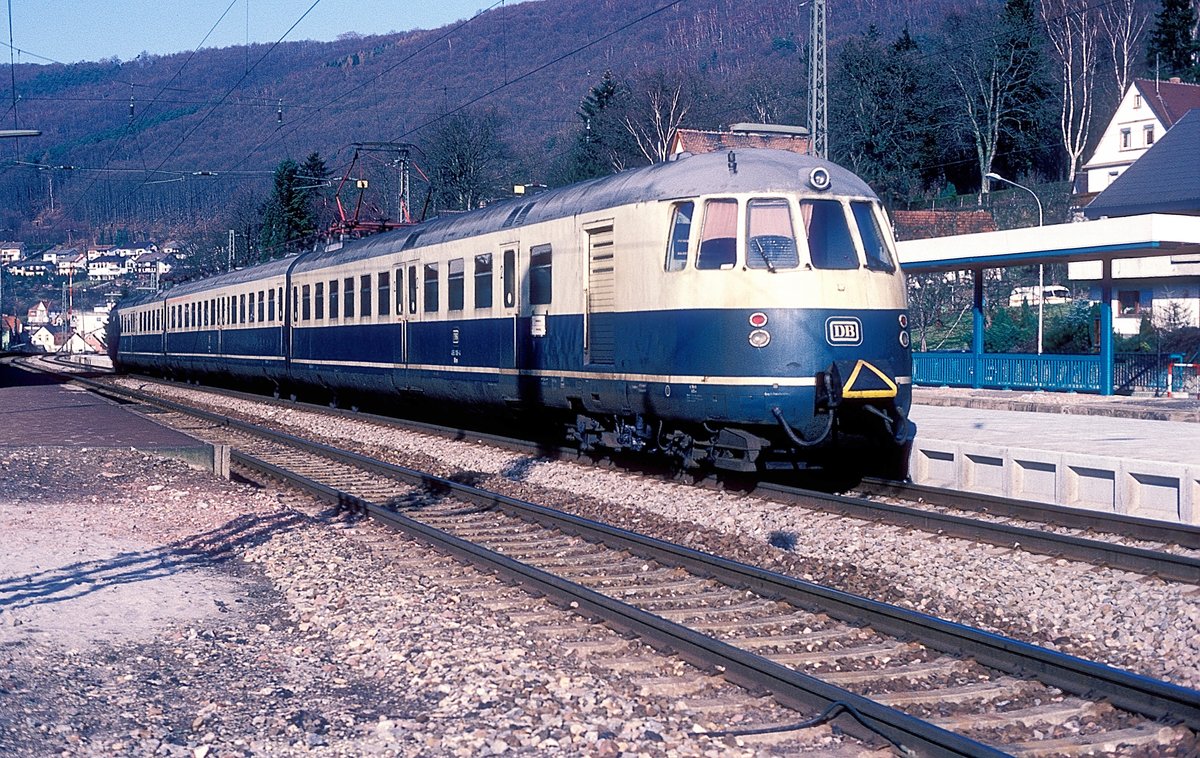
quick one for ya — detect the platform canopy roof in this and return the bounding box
[896,213,1200,274]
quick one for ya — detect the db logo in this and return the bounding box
[825,317,862,346]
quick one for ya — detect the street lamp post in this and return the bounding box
[985,172,1045,355]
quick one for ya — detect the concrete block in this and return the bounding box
[1010,453,1061,505]
[913,440,957,488]
[960,445,1007,497]
[151,443,230,479]
[1061,457,1118,513]
[1119,460,1185,522]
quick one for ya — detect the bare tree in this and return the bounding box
[940,2,1049,190]
[422,108,511,212]
[621,73,693,165]
[1040,0,1101,180]
[1100,0,1149,96]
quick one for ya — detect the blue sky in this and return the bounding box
[3,1,508,64]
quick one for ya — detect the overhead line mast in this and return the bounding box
[808,0,827,159]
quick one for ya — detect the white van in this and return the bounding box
[1009,285,1071,307]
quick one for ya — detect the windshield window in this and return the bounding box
[802,200,858,270]
[697,199,738,270]
[851,201,895,272]
[746,198,799,270]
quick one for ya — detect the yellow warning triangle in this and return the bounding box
[842,360,898,399]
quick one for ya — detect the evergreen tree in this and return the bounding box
[1146,0,1199,80]
[830,26,947,204]
[562,71,638,183]
[259,158,317,260]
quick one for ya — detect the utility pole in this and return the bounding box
[808,0,828,159]
[228,230,236,271]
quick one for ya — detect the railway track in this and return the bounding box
[44,365,1200,756]
[59,362,1200,586]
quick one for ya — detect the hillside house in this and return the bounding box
[4,260,53,277]
[88,254,128,280]
[669,123,811,157]
[1069,109,1200,336]
[86,244,115,261]
[891,210,998,241]
[1,314,21,348]
[111,244,156,260]
[131,250,174,277]
[70,307,109,338]
[56,250,88,277]
[1075,78,1200,205]
[26,301,51,326]
[27,325,58,352]
[0,241,24,264]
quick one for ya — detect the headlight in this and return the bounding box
[748,329,771,348]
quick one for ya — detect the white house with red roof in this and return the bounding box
[1076,77,1200,201]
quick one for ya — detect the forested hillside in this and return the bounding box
[0,0,1177,264]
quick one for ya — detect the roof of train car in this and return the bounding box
[293,149,874,274]
[125,148,874,305]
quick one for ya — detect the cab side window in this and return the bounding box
[851,201,895,273]
[664,201,693,272]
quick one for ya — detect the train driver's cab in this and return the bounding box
[665,196,897,274]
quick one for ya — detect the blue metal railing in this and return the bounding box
[914,351,1177,394]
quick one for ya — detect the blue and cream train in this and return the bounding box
[113,148,915,475]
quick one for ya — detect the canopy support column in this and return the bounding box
[1100,258,1114,396]
[973,269,985,389]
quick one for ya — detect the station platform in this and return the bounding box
[0,361,227,476]
[909,387,1200,525]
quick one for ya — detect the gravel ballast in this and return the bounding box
[3,447,864,756]
[114,380,1200,692]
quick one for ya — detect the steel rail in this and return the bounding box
[229,451,1001,757]
[855,478,1200,551]
[85,379,1200,737]
[49,367,1200,585]
[756,480,1200,584]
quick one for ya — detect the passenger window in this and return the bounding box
[258,290,265,322]
[344,276,355,318]
[530,245,552,304]
[424,262,439,313]
[269,289,276,322]
[665,201,694,272]
[697,199,738,270]
[474,254,493,309]
[378,272,391,316]
[315,282,325,320]
[746,198,799,270]
[448,258,465,311]
[502,249,516,308]
[291,288,297,322]
[395,268,404,314]
[242,294,249,323]
[851,202,895,272]
[302,285,311,321]
[328,279,339,319]
[408,265,418,314]
[249,292,256,323]
[360,274,372,317]
[802,200,858,270]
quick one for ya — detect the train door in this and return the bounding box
[500,244,519,369]
[584,223,616,366]
[399,260,418,389]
